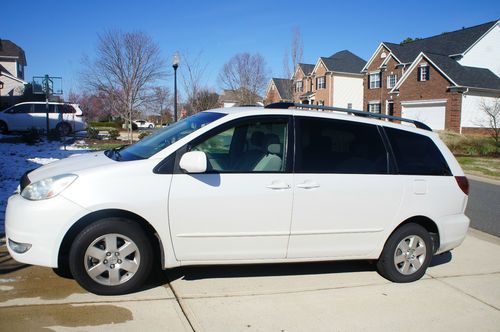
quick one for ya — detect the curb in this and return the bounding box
[465,173,500,186]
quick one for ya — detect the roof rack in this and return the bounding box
[264,102,432,131]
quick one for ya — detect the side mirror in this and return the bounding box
[179,151,207,173]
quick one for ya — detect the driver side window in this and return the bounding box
[191,118,288,173]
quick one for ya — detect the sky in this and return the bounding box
[2,0,499,99]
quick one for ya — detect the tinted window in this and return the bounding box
[296,117,388,174]
[385,127,451,176]
[58,104,76,113]
[11,104,32,113]
[33,104,56,113]
[191,118,288,173]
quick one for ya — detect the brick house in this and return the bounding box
[0,39,27,97]
[362,20,500,133]
[264,50,366,109]
[264,78,293,104]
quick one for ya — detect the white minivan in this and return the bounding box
[0,102,86,135]
[6,104,470,295]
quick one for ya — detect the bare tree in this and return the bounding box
[81,30,166,141]
[187,89,219,114]
[180,52,209,116]
[218,52,268,105]
[282,27,303,79]
[149,86,172,123]
[479,98,500,153]
[282,27,303,102]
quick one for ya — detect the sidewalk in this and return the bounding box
[1,229,499,331]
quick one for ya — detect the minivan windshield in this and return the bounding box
[106,112,226,161]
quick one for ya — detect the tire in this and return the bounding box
[148,124,153,129]
[69,218,153,295]
[56,122,72,136]
[0,121,8,134]
[376,223,432,283]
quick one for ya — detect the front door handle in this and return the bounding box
[266,181,291,190]
[297,180,320,189]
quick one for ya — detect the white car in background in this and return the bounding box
[0,102,86,135]
[133,119,154,129]
[6,104,470,295]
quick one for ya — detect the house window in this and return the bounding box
[368,103,381,114]
[347,103,352,109]
[317,100,325,106]
[316,76,326,89]
[369,72,381,89]
[387,74,397,89]
[418,65,430,81]
[295,80,303,92]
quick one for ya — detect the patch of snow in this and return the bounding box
[0,139,90,235]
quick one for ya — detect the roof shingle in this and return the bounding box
[0,39,27,65]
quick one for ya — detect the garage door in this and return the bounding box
[401,101,446,131]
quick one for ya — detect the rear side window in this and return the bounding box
[11,104,32,113]
[33,104,56,113]
[385,127,451,176]
[295,117,388,174]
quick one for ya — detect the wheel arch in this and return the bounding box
[58,209,165,270]
[392,215,440,254]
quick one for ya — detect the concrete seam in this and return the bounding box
[431,275,500,311]
[165,279,197,332]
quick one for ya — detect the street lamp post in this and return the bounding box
[172,52,180,122]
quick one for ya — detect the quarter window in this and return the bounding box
[295,117,388,174]
[191,118,288,173]
[385,127,451,176]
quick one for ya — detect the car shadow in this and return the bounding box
[140,252,454,292]
[139,260,378,292]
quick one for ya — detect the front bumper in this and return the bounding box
[5,194,89,267]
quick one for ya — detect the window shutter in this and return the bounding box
[367,75,371,89]
[417,67,421,81]
[426,66,430,80]
[379,72,383,88]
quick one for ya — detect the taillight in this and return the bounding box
[455,176,469,195]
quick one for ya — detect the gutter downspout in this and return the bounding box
[460,88,469,134]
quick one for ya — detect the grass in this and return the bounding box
[75,140,129,151]
[439,131,498,156]
[456,156,500,179]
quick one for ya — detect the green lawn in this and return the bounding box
[456,156,500,179]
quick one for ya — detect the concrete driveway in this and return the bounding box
[1,229,499,331]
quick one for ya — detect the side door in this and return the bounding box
[4,104,33,130]
[288,116,405,258]
[168,115,294,261]
[31,104,56,131]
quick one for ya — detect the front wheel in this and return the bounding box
[376,223,432,283]
[0,121,8,134]
[69,218,153,295]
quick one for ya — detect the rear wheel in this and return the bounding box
[56,122,71,136]
[0,121,8,134]
[377,223,432,283]
[69,218,153,295]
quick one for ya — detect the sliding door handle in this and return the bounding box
[266,181,291,190]
[297,181,320,189]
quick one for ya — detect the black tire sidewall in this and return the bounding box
[69,218,153,295]
[57,123,71,136]
[0,121,8,134]
[377,223,432,283]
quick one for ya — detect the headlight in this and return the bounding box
[21,174,78,200]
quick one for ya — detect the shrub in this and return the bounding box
[138,131,151,140]
[22,127,41,145]
[89,121,121,129]
[87,127,99,140]
[108,129,120,140]
[47,128,61,141]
